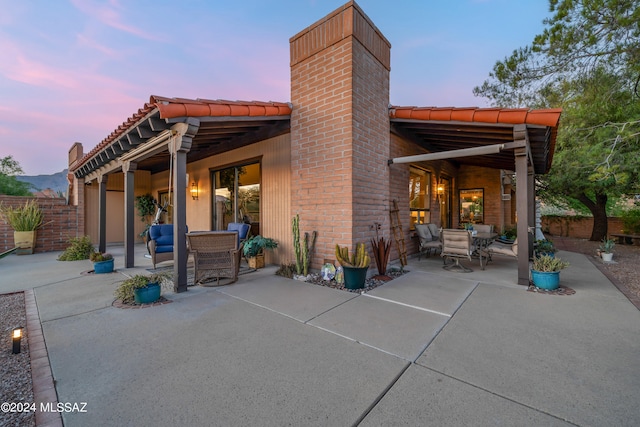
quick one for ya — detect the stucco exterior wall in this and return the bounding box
[150,134,292,266]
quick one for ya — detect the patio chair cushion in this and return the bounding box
[415,224,433,241]
[227,222,251,245]
[149,224,174,253]
[473,224,494,233]
[427,223,440,239]
[487,238,518,257]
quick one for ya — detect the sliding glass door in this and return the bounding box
[211,162,260,235]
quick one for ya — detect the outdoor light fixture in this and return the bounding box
[12,328,22,354]
[190,182,199,200]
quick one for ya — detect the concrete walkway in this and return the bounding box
[2,244,639,426]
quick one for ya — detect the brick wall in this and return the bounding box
[0,196,82,253]
[458,166,504,229]
[289,2,391,268]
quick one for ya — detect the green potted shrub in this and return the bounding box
[335,243,371,289]
[535,239,556,257]
[531,254,570,290]
[57,235,94,261]
[243,235,278,269]
[599,238,615,262]
[90,251,114,274]
[0,200,44,254]
[114,273,169,305]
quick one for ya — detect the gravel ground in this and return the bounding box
[0,292,35,427]
[1,238,637,427]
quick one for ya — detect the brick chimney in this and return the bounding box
[290,1,391,268]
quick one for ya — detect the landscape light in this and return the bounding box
[12,328,22,354]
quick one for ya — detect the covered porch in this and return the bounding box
[69,96,292,292]
[389,106,562,285]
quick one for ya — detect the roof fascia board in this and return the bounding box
[165,115,291,124]
[390,118,515,129]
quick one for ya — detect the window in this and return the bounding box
[459,188,484,224]
[409,167,431,229]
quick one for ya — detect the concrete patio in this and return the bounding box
[2,244,639,426]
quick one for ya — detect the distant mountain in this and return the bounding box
[17,169,68,195]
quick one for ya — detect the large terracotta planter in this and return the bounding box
[14,231,36,255]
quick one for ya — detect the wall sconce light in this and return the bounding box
[190,182,199,200]
[437,184,445,196]
[12,327,22,354]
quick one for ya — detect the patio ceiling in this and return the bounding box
[389,107,562,173]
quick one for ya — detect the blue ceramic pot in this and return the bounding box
[531,270,560,290]
[133,283,161,304]
[93,259,114,274]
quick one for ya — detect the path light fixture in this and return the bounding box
[12,327,22,354]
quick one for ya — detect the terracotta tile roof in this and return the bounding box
[152,96,292,119]
[389,106,562,128]
[71,96,292,172]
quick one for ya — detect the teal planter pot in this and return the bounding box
[531,270,560,290]
[134,283,161,304]
[93,259,114,274]
[343,266,368,290]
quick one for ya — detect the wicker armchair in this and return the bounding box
[186,232,242,286]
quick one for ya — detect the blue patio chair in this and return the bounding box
[227,222,251,247]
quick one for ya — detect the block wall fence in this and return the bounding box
[0,196,83,253]
[542,216,624,240]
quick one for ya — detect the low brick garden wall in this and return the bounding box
[0,196,82,253]
[542,215,625,239]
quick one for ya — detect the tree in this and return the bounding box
[538,68,640,240]
[474,0,640,107]
[0,156,33,196]
[474,0,640,240]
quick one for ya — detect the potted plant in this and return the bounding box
[243,235,278,269]
[335,243,371,289]
[0,200,44,254]
[114,272,169,305]
[599,238,615,262]
[530,254,570,290]
[135,193,156,239]
[89,251,114,274]
[535,239,556,257]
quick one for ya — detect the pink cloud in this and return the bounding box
[70,0,164,41]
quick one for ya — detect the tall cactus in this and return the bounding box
[292,215,302,274]
[302,231,317,276]
[292,215,317,276]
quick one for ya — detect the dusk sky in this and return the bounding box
[1,0,551,175]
